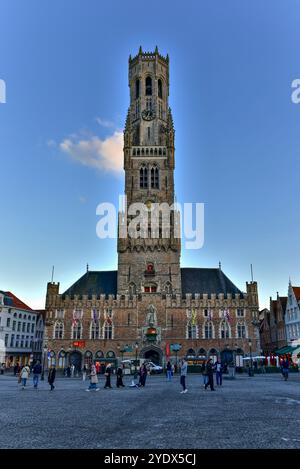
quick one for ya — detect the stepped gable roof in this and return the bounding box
[181,268,244,298]
[62,271,118,298]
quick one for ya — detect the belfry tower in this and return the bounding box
[117,47,181,295]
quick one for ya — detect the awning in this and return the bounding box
[274,346,297,355]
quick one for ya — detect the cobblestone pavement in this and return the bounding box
[0,372,300,449]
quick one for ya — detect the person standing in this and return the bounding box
[87,364,99,391]
[82,364,87,382]
[180,358,188,394]
[166,361,172,381]
[204,359,215,391]
[215,358,222,386]
[20,364,30,390]
[104,363,112,388]
[0,363,5,375]
[139,363,147,387]
[48,365,56,391]
[32,360,42,389]
[116,365,125,388]
[281,358,289,381]
[71,364,75,377]
[201,360,208,387]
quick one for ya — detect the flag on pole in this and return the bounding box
[191,308,197,326]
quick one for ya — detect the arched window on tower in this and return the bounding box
[204,320,213,339]
[103,322,113,340]
[186,322,198,339]
[236,320,247,339]
[140,166,148,188]
[53,321,64,339]
[220,320,231,339]
[145,76,152,96]
[90,321,100,339]
[158,79,163,99]
[135,78,140,99]
[151,166,159,189]
[72,321,82,340]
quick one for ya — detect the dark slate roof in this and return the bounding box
[62,271,118,298]
[181,268,244,298]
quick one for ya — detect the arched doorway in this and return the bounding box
[221,349,233,365]
[69,351,82,371]
[140,346,163,365]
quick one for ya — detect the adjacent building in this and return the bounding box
[0,291,41,367]
[45,47,260,371]
[285,281,300,346]
[259,294,287,355]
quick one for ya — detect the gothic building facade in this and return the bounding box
[45,47,260,370]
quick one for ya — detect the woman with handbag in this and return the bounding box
[20,364,30,389]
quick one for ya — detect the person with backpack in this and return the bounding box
[20,364,30,390]
[32,360,42,389]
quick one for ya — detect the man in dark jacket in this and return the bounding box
[48,365,56,391]
[116,366,125,387]
[33,360,42,389]
[104,363,112,388]
[204,359,215,391]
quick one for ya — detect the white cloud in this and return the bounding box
[95,117,116,128]
[59,131,123,174]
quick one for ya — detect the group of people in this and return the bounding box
[86,362,149,391]
[16,361,56,391]
[179,358,224,393]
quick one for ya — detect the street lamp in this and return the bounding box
[41,345,48,381]
[248,339,253,377]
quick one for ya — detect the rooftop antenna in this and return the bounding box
[51,266,55,283]
[250,264,254,282]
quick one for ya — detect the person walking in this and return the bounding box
[86,364,99,391]
[166,361,172,381]
[215,358,223,386]
[14,363,20,376]
[116,365,125,388]
[204,359,215,391]
[281,358,289,381]
[20,364,30,390]
[71,364,75,378]
[139,363,147,387]
[32,360,42,389]
[180,358,188,394]
[104,363,112,388]
[201,360,208,387]
[48,365,56,391]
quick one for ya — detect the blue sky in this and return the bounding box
[0,0,300,309]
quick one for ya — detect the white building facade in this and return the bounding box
[285,282,300,346]
[0,291,39,367]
